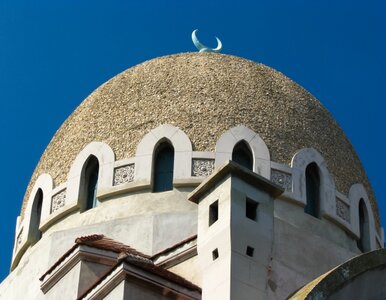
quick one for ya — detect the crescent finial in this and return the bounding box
[192,29,222,53]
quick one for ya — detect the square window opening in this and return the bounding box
[246,198,258,221]
[212,248,219,260]
[246,246,254,257]
[209,200,219,226]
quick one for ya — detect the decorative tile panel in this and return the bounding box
[271,169,292,192]
[192,159,215,177]
[113,164,135,186]
[336,198,350,223]
[51,189,66,213]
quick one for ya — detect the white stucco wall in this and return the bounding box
[0,188,199,300]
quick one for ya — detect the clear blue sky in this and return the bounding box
[0,0,385,281]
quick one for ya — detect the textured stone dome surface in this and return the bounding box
[22,52,379,227]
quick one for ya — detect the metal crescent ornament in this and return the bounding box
[192,29,222,53]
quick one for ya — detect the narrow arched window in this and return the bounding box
[153,142,174,192]
[32,189,43,242]
[357,199,370,252]
[83,156,99,210]
[304,163,320,218]
[232,141,253,170]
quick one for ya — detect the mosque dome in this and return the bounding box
[22,52,379,227]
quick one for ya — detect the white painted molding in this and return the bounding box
[12,173,53,268]
[135,124,193,184]
[14,216,21,240]
[291,148,335,218]
[376,230,384,248]
[66,141,115,208]
[349,183,377,250]
[114,157,135,169]
[13,216,22,256]
[24,174,53,243]
[270,161,292,174]
[41,245,117,294]
[215,125,270,178]
[39,201,79,233]
[192,151,215,159]
[51,182,67,197]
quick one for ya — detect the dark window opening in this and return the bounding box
[232,141,253,170]
[357,199,370,252]
[246,246,254,257]
[153,142,174,192]
[246,198,258,221]
[84,156,99,211]
[209,200,219,226]
[304,163,320,218]
[32,189,43,242]
[212,248,219,260]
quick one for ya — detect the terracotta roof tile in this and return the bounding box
[41,234,201,299]
[40,234,150,282]
[39,244,78,282]
[75,234,150,260]
[151,234,197,260]
[123,255,201,292]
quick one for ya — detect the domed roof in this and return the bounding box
[22,52,379,227]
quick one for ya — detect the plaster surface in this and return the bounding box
[1,189,199,300]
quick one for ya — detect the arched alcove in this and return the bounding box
[304,163,320,218]
[291,148,335,217]
[31,189,43,243]
[153,142,175,192]
[81,155,100,211]
[357,198,371,252]
[65,141,115,209]
[232,140,253,170]
[135,124,192,183]
[349,183,377,252]
[215,125,270,178]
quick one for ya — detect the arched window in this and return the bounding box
[232,141,253,170]
[153,142,174,192]
[83,156,99,211]
[304,163,320,218]
[31,189,43,242]
[357,199,370,252]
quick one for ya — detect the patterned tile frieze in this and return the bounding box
[51,189,66,213]
[271,169,292,192]
[192,159,215,177]
[336,198,350,223]
[113,164,135,186]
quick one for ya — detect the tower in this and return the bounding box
[191,162,282,299]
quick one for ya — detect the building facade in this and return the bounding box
[0,52,384,299]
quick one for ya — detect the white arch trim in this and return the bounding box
[291,148,335,216]
[215,125,270,178]
[349,183,377,250]
[66,142,115,208]
[135,124,193,183]
[24,173,53,245]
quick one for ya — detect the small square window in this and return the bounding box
[246,246,254,257]
[246,198,258,221]
[212,248,219,260]
[209,200,219,226]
